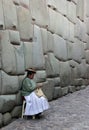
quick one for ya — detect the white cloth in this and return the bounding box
[24,91,49,115]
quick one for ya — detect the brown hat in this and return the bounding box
[26,68,36,73]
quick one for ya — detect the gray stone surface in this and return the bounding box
[3,113,11,126]
[11,106,22,118]
[42,79,54,101]
[0,113,3,128]
[3,0,17,29]
[16,6,33,41]
[0,95,16,113]
[29,0,49,27]
[0,0,4,29]
[32,25,45,70]
[45,53,60,78]
[1,86,89,130]
[1,71,19,94]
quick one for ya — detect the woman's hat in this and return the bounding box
[26,68,36,73]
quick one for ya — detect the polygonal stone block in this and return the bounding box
[53,34,67,61]
[17,6,33,41]
[30,0,49,27]
[32,25,45,70]
[3,0,18,29]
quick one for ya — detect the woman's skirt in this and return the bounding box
[24,91,49,116]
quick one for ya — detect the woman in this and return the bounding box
[21,68,49,119]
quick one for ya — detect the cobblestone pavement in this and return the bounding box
[1,86,89,130]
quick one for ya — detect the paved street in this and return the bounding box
[1,86,89,130]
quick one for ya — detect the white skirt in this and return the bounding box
[24,91,49,116]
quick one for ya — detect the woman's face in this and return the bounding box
[28,73,34,79]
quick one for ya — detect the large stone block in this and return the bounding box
[45,53,60,78]
[1,71,19,94]
[19,0,29,8]
[85,0,89,17]
[42,79,54,101]
[69,21,75,42]
[54,77,60,86]
[47,31,54,52]
[75,18,87,42]
[3,113,11,126]
[61,87,69,96]
[76,0,85,21]
[53,87,62,99]
[17,6,33,41]
[66,41,73,60]
[16,92,22,105]
[0,45,1,69]
[0,95,16,113]
[72,39,85,63]
[32,25,45,70]
[79,59,87,78]
[9,30,20,45]
[67,1,76,23]
[48,8,64,37]
[0,113,3,128]
[29,0,49,27]
[0,71,1,94]
[11,106,22,118]
[23,42,33,70]
[86,35,89,50]
[41,29,54,54]
[40,28,48,54]
[53,34,67,61]
[0,30,16,74]
[47,0,67,16]
[14,42,25,75]
[86,64,89,79]
[0,0,5,29]
[34,70,47,83]
[60,61,72,87]
[86,18,89,35]
[68,86,76,93]
[62,16,70,40]
[3,0,17,29]
[72,59,87,79]
[85,50,89,64]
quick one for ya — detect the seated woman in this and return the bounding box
[21,68,49,119]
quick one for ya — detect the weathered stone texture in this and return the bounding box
[32,25,45,70]
[0,95,16,113]
[47,0,67,16]
[17,6,33,41]
[14,43,25,75]
[0,0,4,29]
[3,0,17,29]
[34,70,46,83]
[1,71,19,94]
[53,34,67,61]
[1,31,16,74]
[67,1,76,23]
[9,30,20,45]
[3,113,11,126]
[45,53,59,78]
[42,79,54,101]
[30,0,49,27]
[76,0,85,21]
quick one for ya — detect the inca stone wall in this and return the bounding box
[0,0,89,127]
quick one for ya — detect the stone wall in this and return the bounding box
[0,0,89,127]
